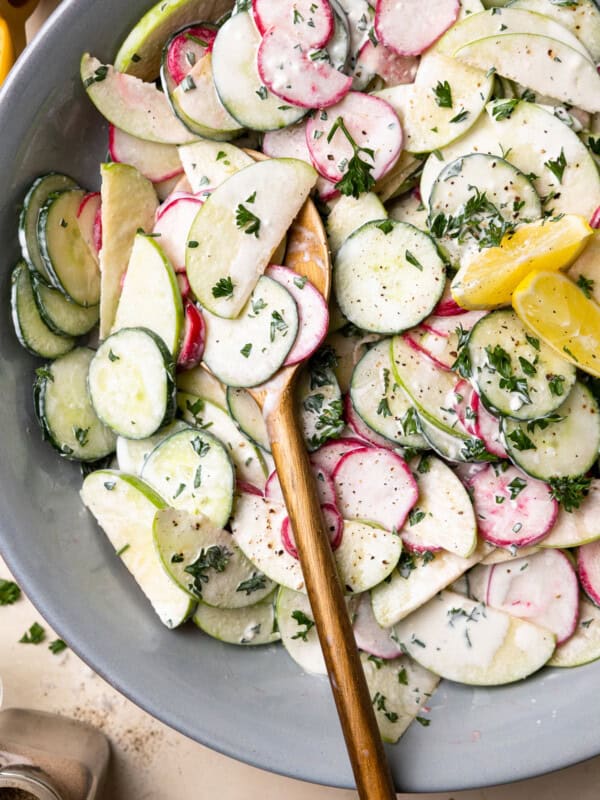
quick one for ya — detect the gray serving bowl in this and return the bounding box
[1,0,599,792]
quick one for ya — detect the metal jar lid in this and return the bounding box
[0,765,63,800]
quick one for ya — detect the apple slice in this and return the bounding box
[76,191,101,263]
[375,0,459,56]
[109,125,183,183]
[177,140,254,194]
[549,594,600,668]
[542,481,600,549]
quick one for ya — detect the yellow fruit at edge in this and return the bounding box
[0,17,14,86]
[451,215,593,310]
[512,270,600,378]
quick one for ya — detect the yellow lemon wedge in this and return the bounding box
[0,16,14,85]
[512,270,600,378]
[451,214,593,310]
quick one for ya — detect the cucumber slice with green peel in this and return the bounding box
[335,520,403,593]
[10,263,75,359]
[154,507,275,607]
[334,221,446,334]
[19,173,78,283]
[211,12,306,132]
[502,382,600,480]
[186,158,316,319]
[371,540,492,627]
[193,594,280,645]
[549,594,600,668]
[326,193,387,256]
[350,340,428,449]
[112,234,183,356]
[541,481,600,550]
[177,140,253,193]
[361,653,439,743]
[80,470,194,628]
[325,326,382,394]
[510,0,600,63]
[417,414,492,463]
[177,392,269,487]
[176,365,227,408]
[37,189,100,307]
[116,420,190,475]
[34,348,116,461]
[297,364,344,452]
[201,276,299,388]
[31,274,98,337]
[88,328,176,440]
[467,309,577,421]
[226,387,271,454]
[276,586,328,675]
[141,427,234,527]
[393,589,556,685]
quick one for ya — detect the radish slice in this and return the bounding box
[266,265,329,365]
[252,0,334,49]
[577,541,600,606]
[353,39,418,88]
[332,446,418,530]
[344,394,395,450]
[266,464,336,507]
[153,195,203,270]
[177,301,206,370]
[353,593,403,659]
[453,461,488,488]
[257,27,352,109]
[306,91,402,184]
[281,503,343,559]
[471,393,507,460]
[166,25,217,85]
[310,436,367,474]
[591,207,600,229]
[403,329,452,372]
[109,125,183,183]
[236,480,264,497]
[433,284,465,317]
[451,379,478,437]
[487,549,579,645]
[470,465,558,548]
[374,0,459,57]
[177,272,191,297]
[420,310,486,338]
[76,191,102,262]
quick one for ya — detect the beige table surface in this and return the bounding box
[1,2,600,798]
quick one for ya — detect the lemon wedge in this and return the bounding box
[0,17,14,85]
[451,215,593,310]
[512,270,600,378]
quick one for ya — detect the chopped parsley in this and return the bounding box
[184,545,232,597]
[0,578,21,606]
[432,80,453,108]
[240,343,253,358]
[235,203,261,237]
[507,429,536,451]
[270,310,289,341]
[211,276,235,299]
[405,250,423,271]
[577,274,595,299]
[372,692,398,723]
[548,374,566,397]
[507,476,527,499]
[191,436,211,457]
[548,475,592,512]
[376,219,394,235]
[83,65,109,88]
[544,148,567,184]
[19,622,45,644]
[236,572,268,596]
[327,115,375,198]
[291,609,315,641]
[408,509,426,526]
[49,639,68,655]
[491,99,519,121]
[73,426,89,448]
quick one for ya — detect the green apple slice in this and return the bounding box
[326,192,387,256]
[394,590,556,685]
[81,55,200,145]
[176,365,227,409]
[113,234,183,356]
[116,420,189,475]
[226,387,271,454]
[186,158,316,318]
[80,470,194,628]
[193,595,280,645]
[335,521,402,594]
[541,480,600,549]
[549,594,600,668]
[177,140,254,194]
[99,163,158,340]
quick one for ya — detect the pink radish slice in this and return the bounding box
[344,394,395,450]
[452,379,478,437]
[420,310,486,338]
[332,447,418,531]
[266,465,336,506]
[403,331,452,371]
[306,91,402,183]
[76,192,101,260]
[108,125,183,183]
[310,436,367,474]
[453,461,488,487]
[354,39,418,87]
[262,122,338,200]
[237,480,263,496]
[166,25,217,85]
[177,272,191,297]
[401,536,442,555]
[353,593,404,659]
[93,203,102,254]
[257,27,352,109]
[433,283,465,317]
[252,0,334,49]
[281,503,343,559]
[177,302,205,370]
[375,0,459,57]
[487,549,579,644]
[153,195,203,270]
[472,393,507,459]
[266,265,329,365]
[577,541,600,606]
[470,465,558,548]
[590,207,600,229]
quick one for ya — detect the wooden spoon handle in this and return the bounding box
[267,381,396,800]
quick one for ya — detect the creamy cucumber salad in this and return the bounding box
[9,0,600,744]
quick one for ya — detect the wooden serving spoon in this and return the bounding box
[244,194,396,799]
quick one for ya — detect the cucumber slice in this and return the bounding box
[226,387,271,454]
[276,586,327,675]
[510,0,600,63]
[542,480,600,549]
[350,340,428,449]
[211,12,306,131]
[326,193,387,256]
[361,653,439,743]
[178,140,253,193]
[141,427,234,527]
[10,263,75,359]
[186,158,316,319]
[88,327,176,439]
[80,470,194,628]
[37,189,100,307]
[113,233,183,356]
[177,392,269,488]
[116,420,189,475]
[467,309,577,420]
[503,382,600,480]
[34,348,116,462]
[176,365,227,408]
[297,363,344,452]
[19,173,78,283]
[201,276,299,388]
[335,520,402,593]
[417,414,467,462]
[154,507,275,607]
[549,594,600,668]
[32,274,99,337]
[394,589,556,685]
[334,221,445,334]
[193,594,280,645]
